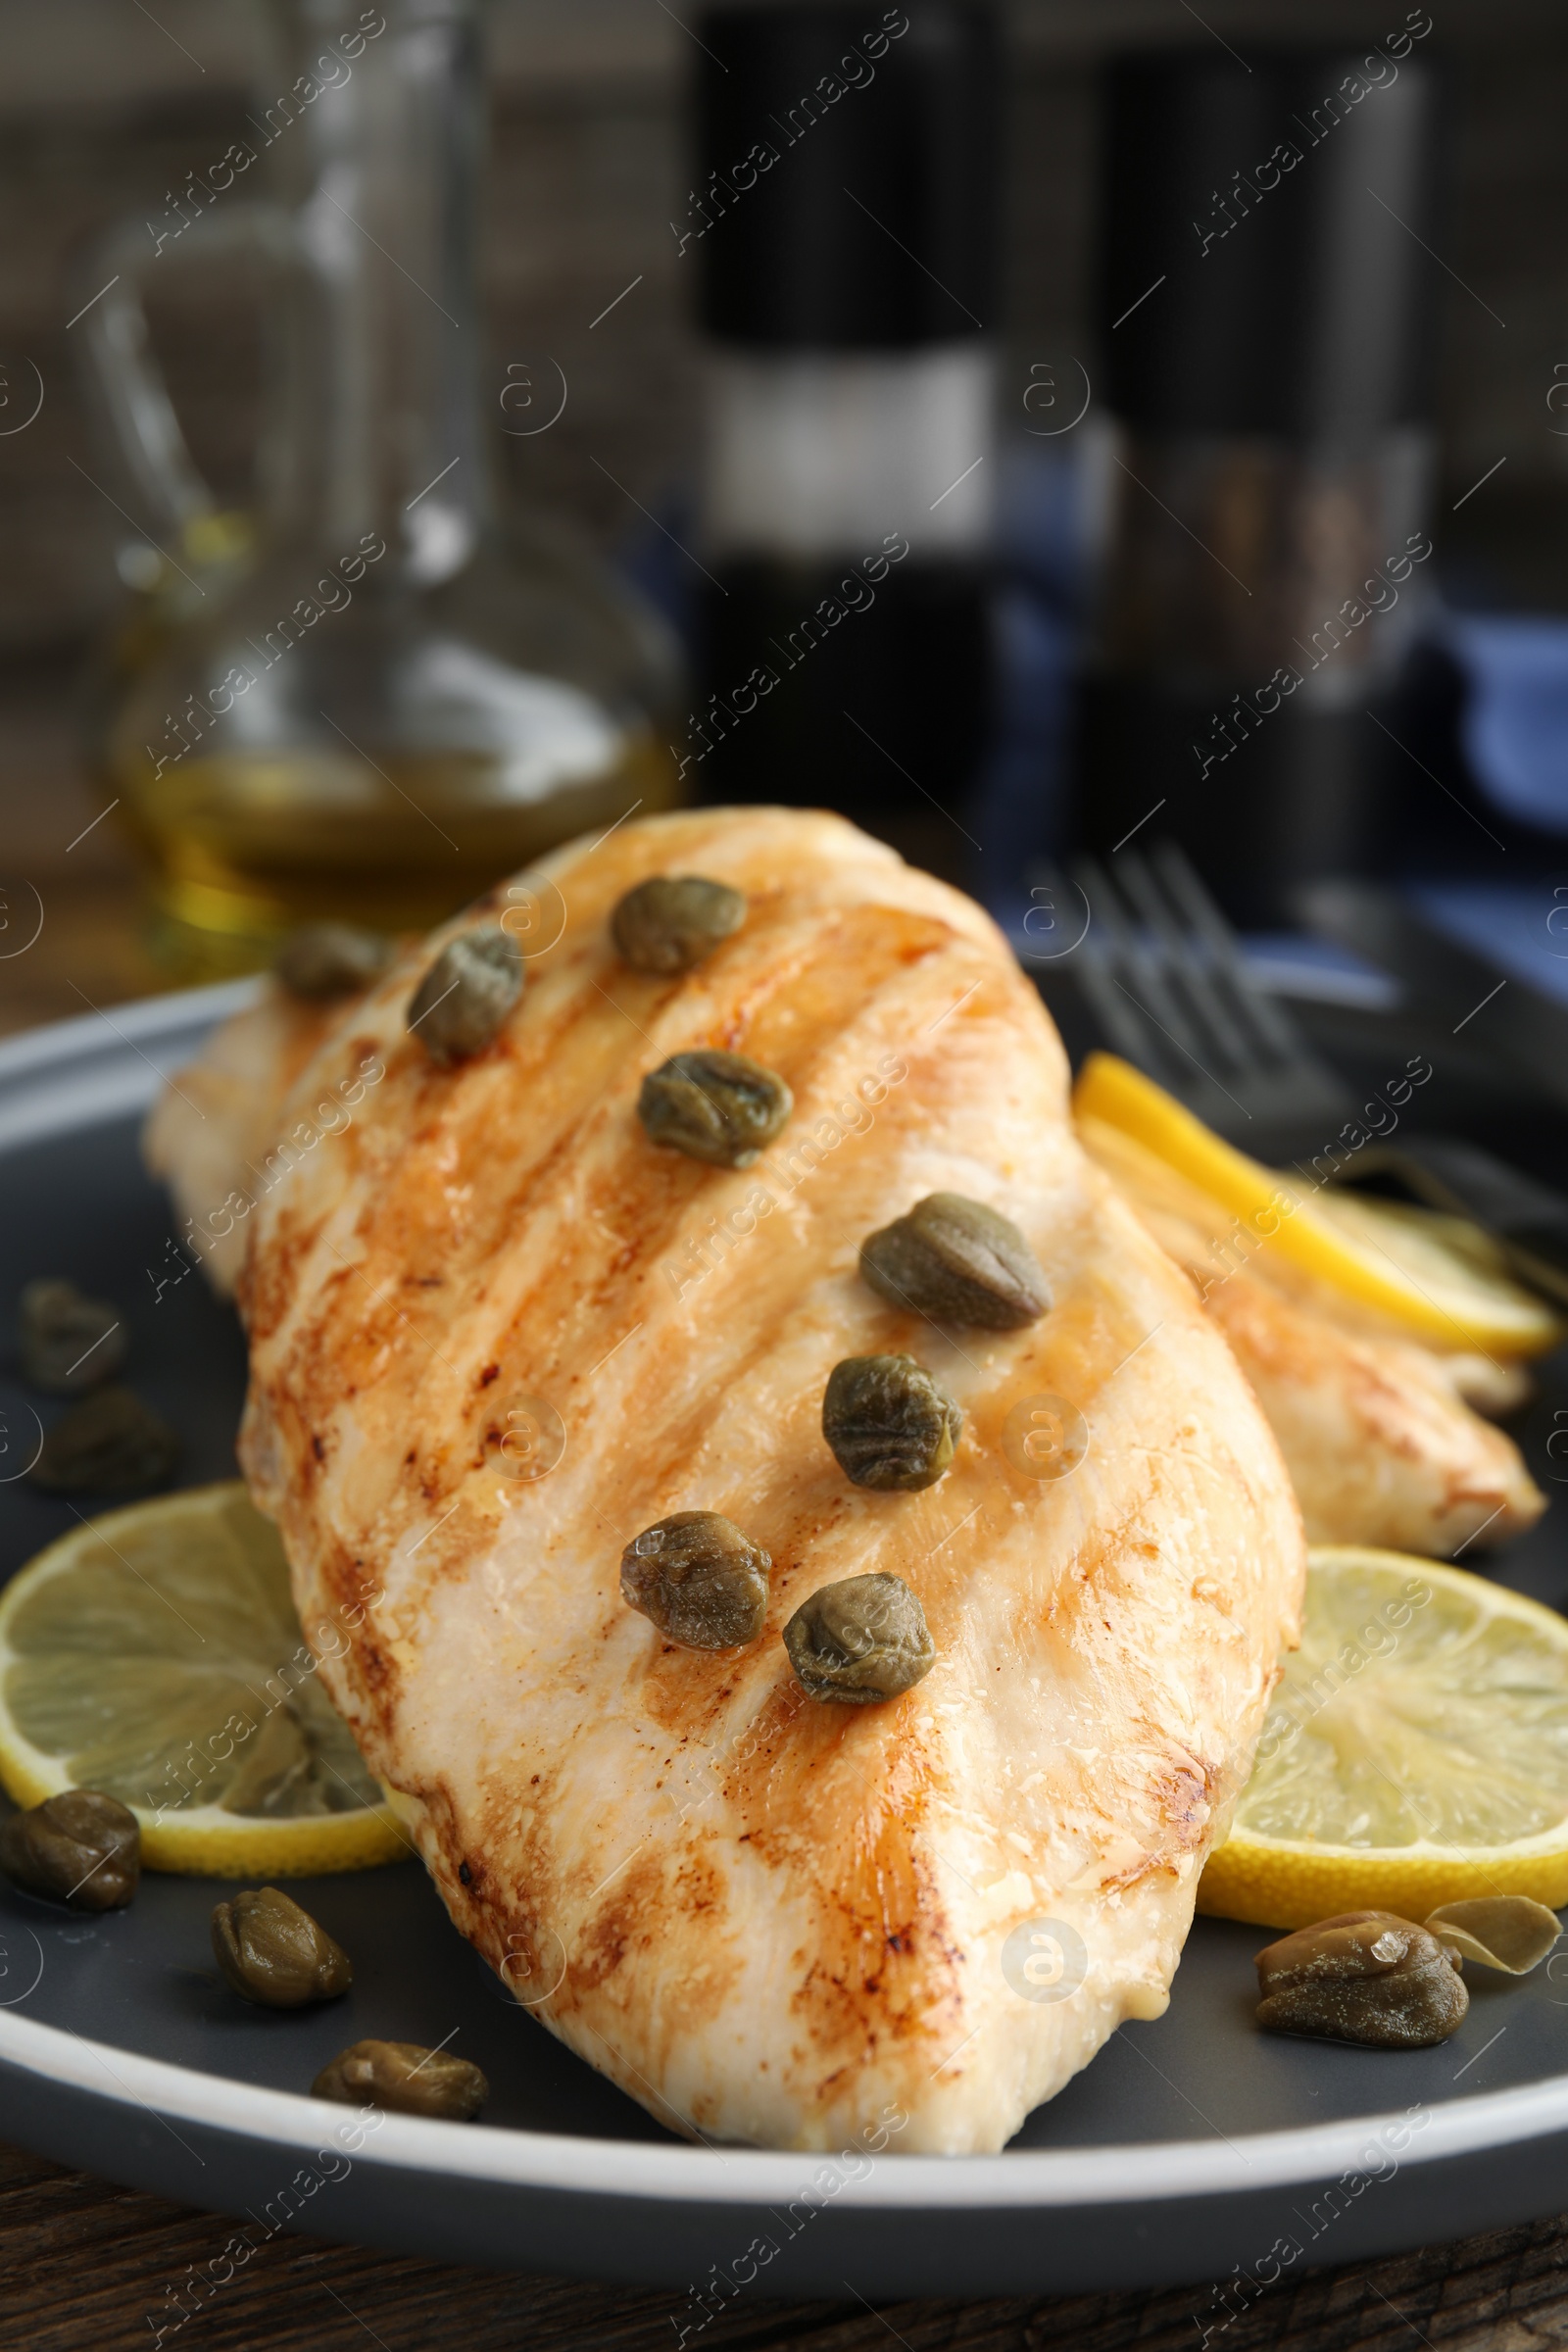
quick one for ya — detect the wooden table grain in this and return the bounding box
[5,703,1568,2352]
[2,2133,1568,2352]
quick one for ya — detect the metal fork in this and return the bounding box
[1028,842,1568,1305]
[1038,842,1354,1153]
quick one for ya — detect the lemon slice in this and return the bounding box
[1200,1546,1568,1929]
[1072,1053,1561,1355]
[0,1484,404,1877]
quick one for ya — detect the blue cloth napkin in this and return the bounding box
[1443,615,1568,835]
[615,448,1568,866]
[1411,881,1568,1010]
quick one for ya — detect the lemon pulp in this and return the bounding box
[1200,1546,1568,1928]
[0,1483,404,1877]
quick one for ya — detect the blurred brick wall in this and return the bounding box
[0,0,1562,920]
[0,0,1562,662]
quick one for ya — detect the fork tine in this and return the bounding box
[1116,850,1254,1073]
[1144,842,1354,1145]
[1045,845,1351,1151]
[1073,856,1219,1089]
[1151,843,1319,1072]
[1034,860,1175,1078]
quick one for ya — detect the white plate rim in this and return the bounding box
[4,2002,1568,2209]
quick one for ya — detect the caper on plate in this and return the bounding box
[0,1789,139,1911]
[18,1279,125,1396]
[1253,1910,1467,2048]
[1254,1895,1562,2049]
[211,1886,353,2007]
[28,1388,179,1496]
[313,2038,488,2121]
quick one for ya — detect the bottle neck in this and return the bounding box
[257,0,490,578]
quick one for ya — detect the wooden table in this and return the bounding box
[6,678,1568,2351]
[3,2132,1568,2350]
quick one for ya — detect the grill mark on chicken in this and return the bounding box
[276,903,969,1607]
[219,808,1304,2151]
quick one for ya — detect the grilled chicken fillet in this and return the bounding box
[179,808,1306,2151]
[148,958,1543,1565]
[144,988,342,1295]
[1079,1117,1544,1556]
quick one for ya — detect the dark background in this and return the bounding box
[1,0,1564,1028]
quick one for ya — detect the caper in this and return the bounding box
[211,1886,352,2008]
[1424,1896,1561,1975]
[612,875,747,975]
[407,926,523,1065]
[822,1353,960,1492]
[783,1572,936,1705]
[312,2038,488,2121]
[273,922,393,1001]
[28,1387,178,1495]
[620,1511,770,1650]
[0,1789,139,1911]
[859,1194,1051,1329]
[18,1278,124,1395]
[1254,1910,1468,2048]
[637,1050,791,1168]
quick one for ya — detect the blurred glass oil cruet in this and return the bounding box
[78,0,679,978]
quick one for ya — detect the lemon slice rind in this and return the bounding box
[1073,1052,1562,1356]
[1200,1545,1568,1930]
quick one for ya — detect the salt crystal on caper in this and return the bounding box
[312,2037,488,2121]
[1424,1896,1561,1975]
[407,925,523,1065]
[621,1511,770,1650]
[0,1789,139,1911]
[1254,1910,1467,2048]
[29,1387,178,1495]
[18,1278,124,1396]
[637,1049,791,1168]
[273,921,393,1001]
[612,875,747,975]
[859,1194,1051,1330]
[822,1353,960,1492]
[211,1886,353,2008]
[784,1572,936,1705]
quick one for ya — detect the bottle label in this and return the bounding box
[699,344,994,561]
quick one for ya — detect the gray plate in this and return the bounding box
[2,986,1568,2302]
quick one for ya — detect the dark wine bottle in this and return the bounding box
[685,2,999,881]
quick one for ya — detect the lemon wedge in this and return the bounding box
[1073,1053,1561,1355]
[1200,1546,1568,1929]
[0,1484,405,1877]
